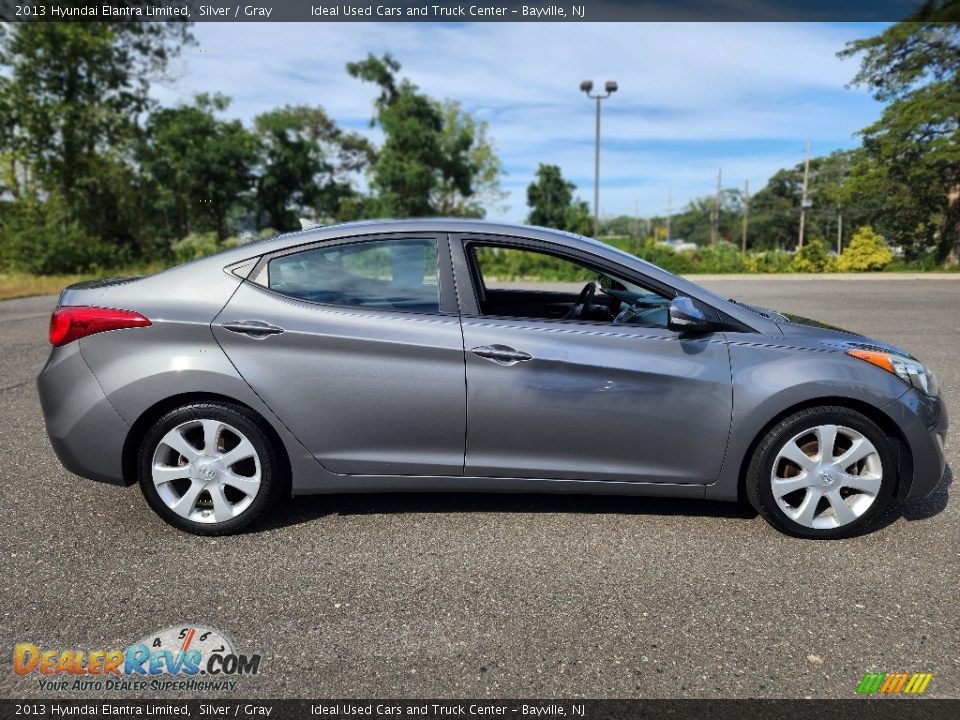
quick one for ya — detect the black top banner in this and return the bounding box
[0,0,955,22]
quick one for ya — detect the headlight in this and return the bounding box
[847,349,938,395]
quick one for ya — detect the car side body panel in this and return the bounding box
[37,341,129,485]
[705,336,939,501]
[36,219,946,511]
[460,317,733,484]
[211,280,468,477]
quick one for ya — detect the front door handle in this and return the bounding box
[470,345,533,365]
[220,320,285,338]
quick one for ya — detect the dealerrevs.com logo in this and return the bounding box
[13,624,262,693]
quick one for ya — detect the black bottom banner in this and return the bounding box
[2,700,959,720]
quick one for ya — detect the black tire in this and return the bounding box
[745,406,897,539]
[138,401,285,535]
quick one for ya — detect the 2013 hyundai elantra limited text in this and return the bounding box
[37,219,947,538]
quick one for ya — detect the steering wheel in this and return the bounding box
[565,281,598,320]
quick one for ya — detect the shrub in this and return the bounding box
[742,250,793,273]
[170,232,220,264]
[837,226,893,272]
[790,239,835,273]
[0,197,117,274]
[633,241,695,275]
[690,242,745,273]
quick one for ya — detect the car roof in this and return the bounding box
[239,218,604,257]
[198,218,780,335]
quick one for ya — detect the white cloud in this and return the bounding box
[151,21,883,221]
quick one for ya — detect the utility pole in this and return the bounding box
[798,138,811,248]
[580,80,618,239]
[711,169,722,245]
[666,186,672,242]
[837,212,843,256]
[742,179,750,253]
[633,199,641,249]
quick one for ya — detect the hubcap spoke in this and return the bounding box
[221,471,260,498]
[171,480,204,519]
[837,472,882,495]
[201,419,224,455]
[152,464,192,485]
[159,428,201,461]
[771,473,813,498]
[779,442,815,471]
[208,484,234,522]
[791,488,822,526]
[814,424,839,460]
[833,437,873,470]
[219,438,257,469]
[825,490,857,525]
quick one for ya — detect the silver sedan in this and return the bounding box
[37,220,947,538]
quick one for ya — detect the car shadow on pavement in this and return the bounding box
[891,463,952,522]
[258,463,953,535]
[845,462,953,537]
[258,489,760,533]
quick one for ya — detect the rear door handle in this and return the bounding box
[220,320,285,338]
[470,345,533,365]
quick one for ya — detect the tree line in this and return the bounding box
[600,3,959,266]
[0,23,506,274]
[0,4,956,275]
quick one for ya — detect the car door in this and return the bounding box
[452,234,733,486]
[213,233,466,476]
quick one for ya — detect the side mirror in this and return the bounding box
[668,296,713,333]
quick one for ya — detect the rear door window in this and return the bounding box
[263,238,440,313]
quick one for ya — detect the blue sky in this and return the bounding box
[151,22,886,221]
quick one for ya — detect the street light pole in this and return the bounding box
[580,80,618,238]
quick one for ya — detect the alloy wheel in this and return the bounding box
[151,419,262,524]
[770,424,883,530]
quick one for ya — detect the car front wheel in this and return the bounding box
[138,402,284,535]
[746,406,897,539]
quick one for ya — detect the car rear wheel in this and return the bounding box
[746,406,897,539]
[138,402,284,535]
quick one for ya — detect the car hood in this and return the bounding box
[739,303,915,360]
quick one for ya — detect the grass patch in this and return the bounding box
[0,264,168,301]
[0,273,93,301]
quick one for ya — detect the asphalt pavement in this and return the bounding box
[0,276,957,699]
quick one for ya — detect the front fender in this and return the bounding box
[706,340,909,501]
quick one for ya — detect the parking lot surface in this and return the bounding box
[0,276,957,699]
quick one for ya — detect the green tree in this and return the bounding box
[347,54,504,218]
[0,21,193,255]
[138,94,258,242]
[837,226,894,271]
[526,164,592,235]
[254,105,373,231]
[434,101,507,217]
[348,54,443,217]
[840,2,960,263]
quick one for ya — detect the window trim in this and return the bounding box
[451,233,687,330]
[246,232,458,316]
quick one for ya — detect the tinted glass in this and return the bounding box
[267,239,440,312]
[470,243,672,328]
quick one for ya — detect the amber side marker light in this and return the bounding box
[49,306,151,347]
[846,348,937,395]
[847,349,895,373]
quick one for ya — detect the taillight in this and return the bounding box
[49,306,151,347]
